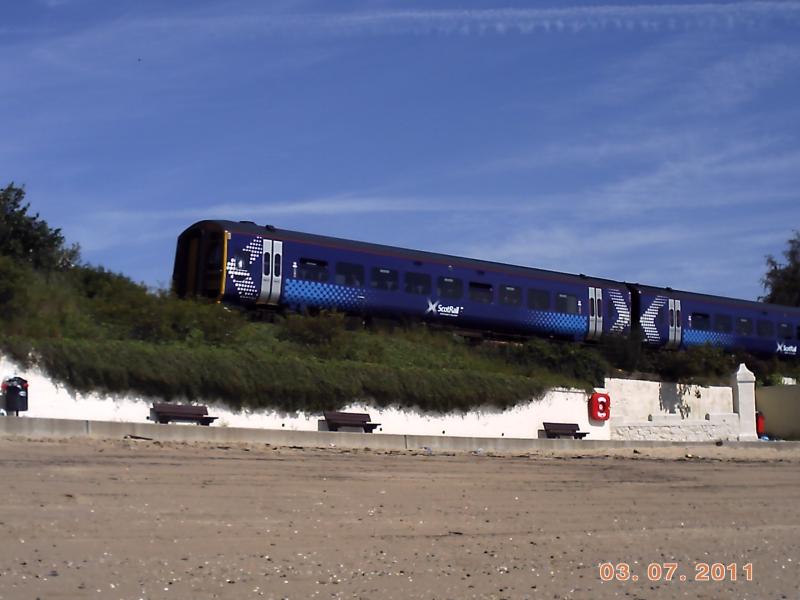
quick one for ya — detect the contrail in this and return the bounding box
[146,2,800,37]
[323,3,800,34]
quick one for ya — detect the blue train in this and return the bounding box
[173,220,800,358]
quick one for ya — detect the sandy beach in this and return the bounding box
[0,437,798,599]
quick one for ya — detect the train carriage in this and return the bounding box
[173,220,799,359]
[632,284,800,357]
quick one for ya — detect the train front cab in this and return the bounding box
[173,222,226,299]
[174,222,286,307]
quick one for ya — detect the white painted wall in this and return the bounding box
[336,389,609,440]
[604,377,733,423]
[604,375,751,441]
[3,352,754,442]
[0,353,610,440]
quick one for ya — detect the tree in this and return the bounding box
[0,183,80,270]
[762,231,800,306]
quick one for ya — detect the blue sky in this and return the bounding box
[3,1,800,300]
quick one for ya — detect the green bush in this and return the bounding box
[483,337,609,388]
[3,336,547,413]
[4,183,799,412]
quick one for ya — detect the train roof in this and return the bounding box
[185,219,800,316]
[187,219,628,288]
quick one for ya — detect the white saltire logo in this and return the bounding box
[607,289,631,333]
[426,299,463,318]
[640,296,668,344]
[777,342,798,355]
[226,238,262,299]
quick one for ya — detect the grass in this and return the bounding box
[1,257,796,413]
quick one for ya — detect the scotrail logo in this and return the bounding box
[426,299,463,318]
[777,342,798,356]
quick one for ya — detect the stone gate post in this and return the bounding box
[732,363,757,441]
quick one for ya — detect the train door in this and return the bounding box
[185,237,199,297]
[258,239,283,305]
[667,299,682,348]
[587,287,604,340]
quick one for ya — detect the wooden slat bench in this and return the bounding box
[543,422,588,439]
[149,403,218,426]
[323,411,380,433]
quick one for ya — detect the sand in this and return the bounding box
[0,437,798,599]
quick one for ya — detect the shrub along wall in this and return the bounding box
[1,259,797,413]
[2,185,797,413]
[2,337,556,414]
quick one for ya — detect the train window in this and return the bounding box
[468,282,493,304]
[692,313,711,330]
[499,285,522,306]
[263,252,271,277]
[714,315,733,333]
[297,258,328,283]
[556,293,579,315]
[274,254,281,278]
[757,319,774,338]
[405,272,432,295]
[437,276,463,299]
[735,317,753,336]
[778,322,793,340]
[335,262,364,287]
[370,267,398,291]
[527,289,550,311]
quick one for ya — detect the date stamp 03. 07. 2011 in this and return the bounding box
[599,562,753,583]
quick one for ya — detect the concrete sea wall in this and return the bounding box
[0,353,762,442]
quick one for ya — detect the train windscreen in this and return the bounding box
[173,227,224,299]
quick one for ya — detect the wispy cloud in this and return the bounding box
[480,131,697,173]
[7,1,799,299]
[681,44,800,111]
[450,208,791,298]
[9,2,800,42]
[91,195,463,225]
[585,37,800,116]
[323,3,800,35]
[140,3,800,37]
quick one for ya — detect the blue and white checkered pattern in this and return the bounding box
[682,329,736,347]
[525,310,587,338]
[283,279,366,311]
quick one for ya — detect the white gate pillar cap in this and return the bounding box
[732,363,757,441]
[733,363,756,384]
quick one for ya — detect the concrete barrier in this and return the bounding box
[0,416,88,438]
[3,416,797,453]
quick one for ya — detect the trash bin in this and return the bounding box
[2,377,28,415]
